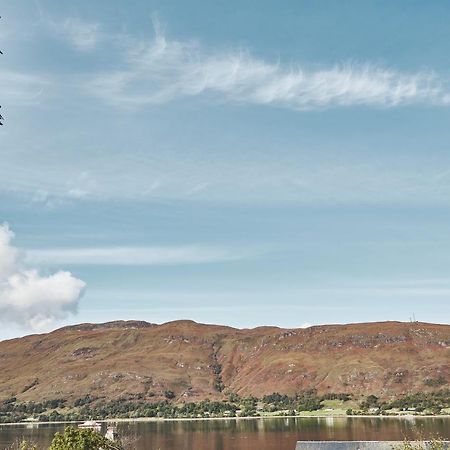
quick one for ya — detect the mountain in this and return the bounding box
[0,320,448,404]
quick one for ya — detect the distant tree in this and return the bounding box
[227,392,241,403]
[164,390,175,399]
[296,390,322,412]
[360,394,380,410]
[297,397,322,411]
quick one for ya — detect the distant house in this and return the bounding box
[78,421,102,432]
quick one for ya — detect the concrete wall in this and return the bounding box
[296,442,450,450]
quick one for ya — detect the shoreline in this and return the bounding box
[1,414,450,427]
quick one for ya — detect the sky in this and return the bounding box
[1,0,450,340]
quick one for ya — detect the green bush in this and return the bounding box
[49,427,119,450]
[6,439,37,450]
[163,390,175,399]
[393,436,447,450]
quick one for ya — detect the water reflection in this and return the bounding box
[0,417,449,450]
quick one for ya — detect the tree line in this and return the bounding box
[1,389,449,423]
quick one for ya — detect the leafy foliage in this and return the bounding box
[424,377,447,388]
[6,439,37,450]
[388,390,450,414]
[49,427,119,450]
[163,390,175,400]
[297,390,323,412]
[359,394,380,410]
[0,389,449,423]
[392,434,447,450]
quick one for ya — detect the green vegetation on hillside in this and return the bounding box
[0,389,449,423]
[346,390,450,416]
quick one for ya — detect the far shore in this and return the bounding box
[1,414,450,427]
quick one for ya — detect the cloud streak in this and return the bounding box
[59,18,101,52]
[0,71,49,105]
[34,3,102,53]
[26,245,256,266]
[86,22,450,110]
[0,224,86,330]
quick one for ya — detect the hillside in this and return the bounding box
[0,320,448,405]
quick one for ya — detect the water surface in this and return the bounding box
[1,417,449,450]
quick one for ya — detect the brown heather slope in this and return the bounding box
[0,320,448,404]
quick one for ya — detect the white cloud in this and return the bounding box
[0,225,19,278]
[6,151,450,206]
[0,224,86,330]
[86,23,450,110]
[0,71,48,105]
[26,245,256,266]
[60,18,101,52]
[37,8,102,53]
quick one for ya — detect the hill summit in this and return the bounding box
[0,320,448,404]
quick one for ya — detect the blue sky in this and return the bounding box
[1,0,450,339]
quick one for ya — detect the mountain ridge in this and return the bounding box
[0,320,448,404]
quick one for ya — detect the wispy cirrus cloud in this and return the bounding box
[58,18,102,52]
[0,71,49,105]
[34,1,102,52]
[26,245,258,266]
[4,12,450,110]
[86,19,450,110]
[5,152,450,206]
